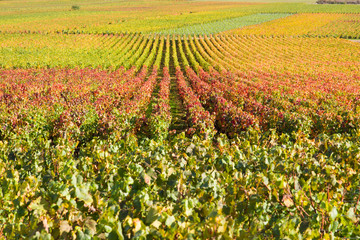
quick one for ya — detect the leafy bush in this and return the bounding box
[71,5,80,10]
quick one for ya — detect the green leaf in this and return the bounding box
[346,207,357,222]
[186,143,195,154]
[72,174,83,186]
[75,186,93,205]
[28,197,46,216]
[328,220,339,233]
[262,176,269,186]
[84,217,97,235]
[329,207,338,220]
[165,216,175,227]
[77,230,92,240]
[108,221,124,240]
[184,200,193,217]
[145,207,158,225]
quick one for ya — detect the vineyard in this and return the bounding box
[1,0,360,239]
[228,13,360,38]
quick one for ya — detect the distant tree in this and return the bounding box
[71,5,80,10]
[317,0,360,3]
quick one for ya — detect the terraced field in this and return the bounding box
[1,0,360,239]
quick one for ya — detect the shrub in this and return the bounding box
[71,5,80,10]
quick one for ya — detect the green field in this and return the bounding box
[1,1,360,34]
[155,13,292,35]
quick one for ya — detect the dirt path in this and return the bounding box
[168,76,188,132]
[168,41,188,133]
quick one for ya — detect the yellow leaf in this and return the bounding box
[133,218,142,232]
[60,220,72,234]
[144,174,151,185]
[283,195,294,207]
[151,220,162,229]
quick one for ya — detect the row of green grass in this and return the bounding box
[154,13,292,35]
